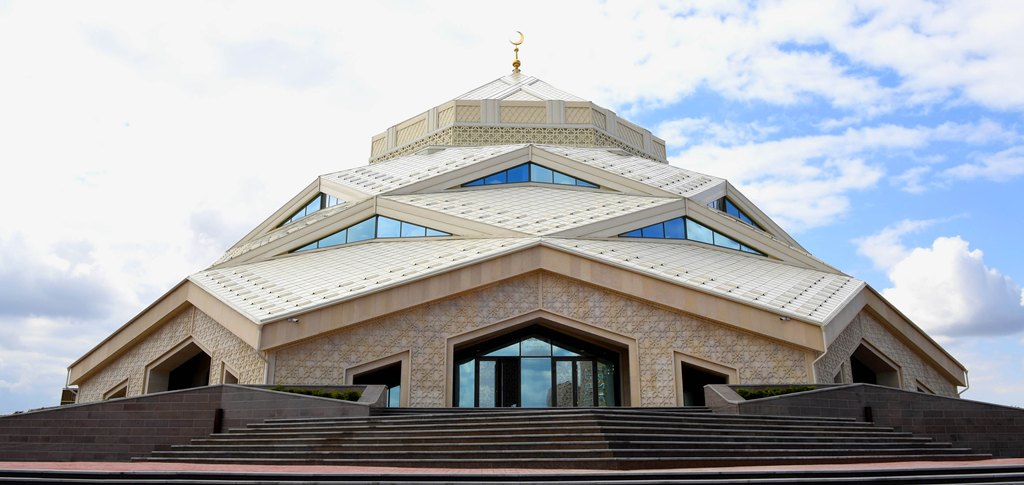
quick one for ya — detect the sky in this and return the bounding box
[0,0,1022,414]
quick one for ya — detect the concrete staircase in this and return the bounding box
[134,407,991,470]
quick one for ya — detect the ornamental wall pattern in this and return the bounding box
[272,272,813,407]
[369,126,662,164]
[76,306,266,403]
[814,310,957,397]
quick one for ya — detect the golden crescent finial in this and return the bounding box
[510,31,524,73]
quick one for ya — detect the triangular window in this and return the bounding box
[293,216,449,253]
[463,162,598,188]
[707,197,761,230]
[280,193,344,227]
[621,217,763,255]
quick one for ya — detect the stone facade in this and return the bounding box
[77,306,266,402]
[814,310,956,397]
[272,272,814,407]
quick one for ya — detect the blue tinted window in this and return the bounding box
[280,193,347,227]
[724,199,741,218]
[506,163,530,183]
[664,218,685,239]
[686,219,714,244]
[293,216,451,252]
[347,218,376,243]
[530,164,554,183]
[377,216,402,238]
[552,171,575,185]
[619,216,763,255]
[320,229,347,248]
[641,223,665,238]
[484,171,506,185]
[714,232,742,250]
[462,162,599,189]
[710,197,761,230]
[485,342,519,357]
[401,222,427,237]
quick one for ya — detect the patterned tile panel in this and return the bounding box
[384,187,676,236]
[76,307,266,402]
[272,273,812,407]
[814,311,958,397]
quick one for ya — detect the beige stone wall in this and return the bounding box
[815,310,957,397]
[272,272,813,407]
[77,306,266,403]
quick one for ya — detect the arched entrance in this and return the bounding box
[850,342,901,388]
[453,325,620,408]
[145,340,212,394]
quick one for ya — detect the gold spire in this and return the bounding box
[510,31,524,73]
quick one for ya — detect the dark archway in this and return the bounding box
[680,362,728,406]
[146,341,212,394]
[850,343,900,388]
[353,362,402,407]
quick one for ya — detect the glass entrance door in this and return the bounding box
[477,358,520,407]
[455,327,619,408]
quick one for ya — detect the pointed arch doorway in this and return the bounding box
[453,324,621,408]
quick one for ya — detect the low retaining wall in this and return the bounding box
[0,384,381,461]
[705,383,1024,458]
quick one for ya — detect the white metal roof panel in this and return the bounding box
[385,186,676,236]
[538,145,723,198]
[327,144,527,197]
[192,238,539,324]
[544,238,863,324]
[215,203,349,266]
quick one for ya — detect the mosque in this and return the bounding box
[65,39,967,410]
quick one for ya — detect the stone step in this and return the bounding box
[191,432,936,446]
[148,447,983,463]
[168,439,957,453]
[240,417,892,435]
[12,464,1024,484]
[134,452,993,470]
[224,422,907,440]
[257,411,873,430]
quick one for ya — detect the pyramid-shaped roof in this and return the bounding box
[198,71,849,327]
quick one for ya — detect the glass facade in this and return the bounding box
[707,197,761,230]
[293,215,449,253]
[280,193,344,227]
[454,329,618,408]
[621,217,764,255]
[463,162,599,188]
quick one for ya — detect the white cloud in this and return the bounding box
[854,218,941,270]
[892,166,932,194]
[943,146,1024,181]
[856,222,1024,337]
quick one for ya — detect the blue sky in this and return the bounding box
[0,0,1021,413]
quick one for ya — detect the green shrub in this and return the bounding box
[270,386,362,401]
[735,385,816,400]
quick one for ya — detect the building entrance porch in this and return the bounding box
[454,325,619,408]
